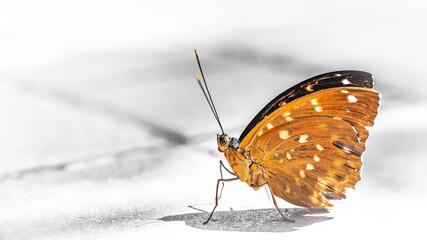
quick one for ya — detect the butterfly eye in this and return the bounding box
[221,135,230,145]
[217,134,230,152]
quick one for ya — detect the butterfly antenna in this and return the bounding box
[195,49,225,134]
[195,75,217,121]
[195,75,224,135]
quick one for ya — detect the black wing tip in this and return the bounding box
[313,70,372,77]
[309,70,374,89]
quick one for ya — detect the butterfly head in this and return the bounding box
[217,134,240,152]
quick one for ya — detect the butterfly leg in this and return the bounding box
[267,184,295,222]
[218,160,236,200]
[264,186,271,201]
[220,160,236,176]
[203,177,238,225]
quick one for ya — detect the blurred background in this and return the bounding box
[0,0,426,239]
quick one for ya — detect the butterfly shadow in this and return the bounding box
[159,207,332,232]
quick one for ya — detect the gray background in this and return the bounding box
[0,1,426,239]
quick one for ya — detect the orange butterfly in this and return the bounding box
[194,50,380,224]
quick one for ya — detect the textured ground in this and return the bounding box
[1,1,426,239]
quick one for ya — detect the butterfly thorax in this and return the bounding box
[218,134,268,190]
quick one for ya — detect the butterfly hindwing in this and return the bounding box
[255,117,362,207]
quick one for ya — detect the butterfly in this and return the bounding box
[194,50,380,224]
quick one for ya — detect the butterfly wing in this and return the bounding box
[239,70,374,143]
[239,71,379,207]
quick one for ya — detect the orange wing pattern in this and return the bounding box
[239,87,379,207]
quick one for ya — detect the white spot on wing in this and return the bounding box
[316,144,324,151]
[299,170,306,178]
[315,106,322,112]
[351,126,360,142]
[314,155,320,162]
[341,90,349,93]
[347,95,357,102]
[311,99,318,105]
[351,126,358,134]
[343,147,352,153]
[267,123,273,129]
[286,152,292,160]
[306,164,315,170]
[279,130,290,140]
[342,79,350,85]
[299,134,309,143]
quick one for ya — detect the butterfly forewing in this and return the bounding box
[239,71,375,143]
[239,80,379,207]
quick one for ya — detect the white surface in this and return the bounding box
[0,0,426,239]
